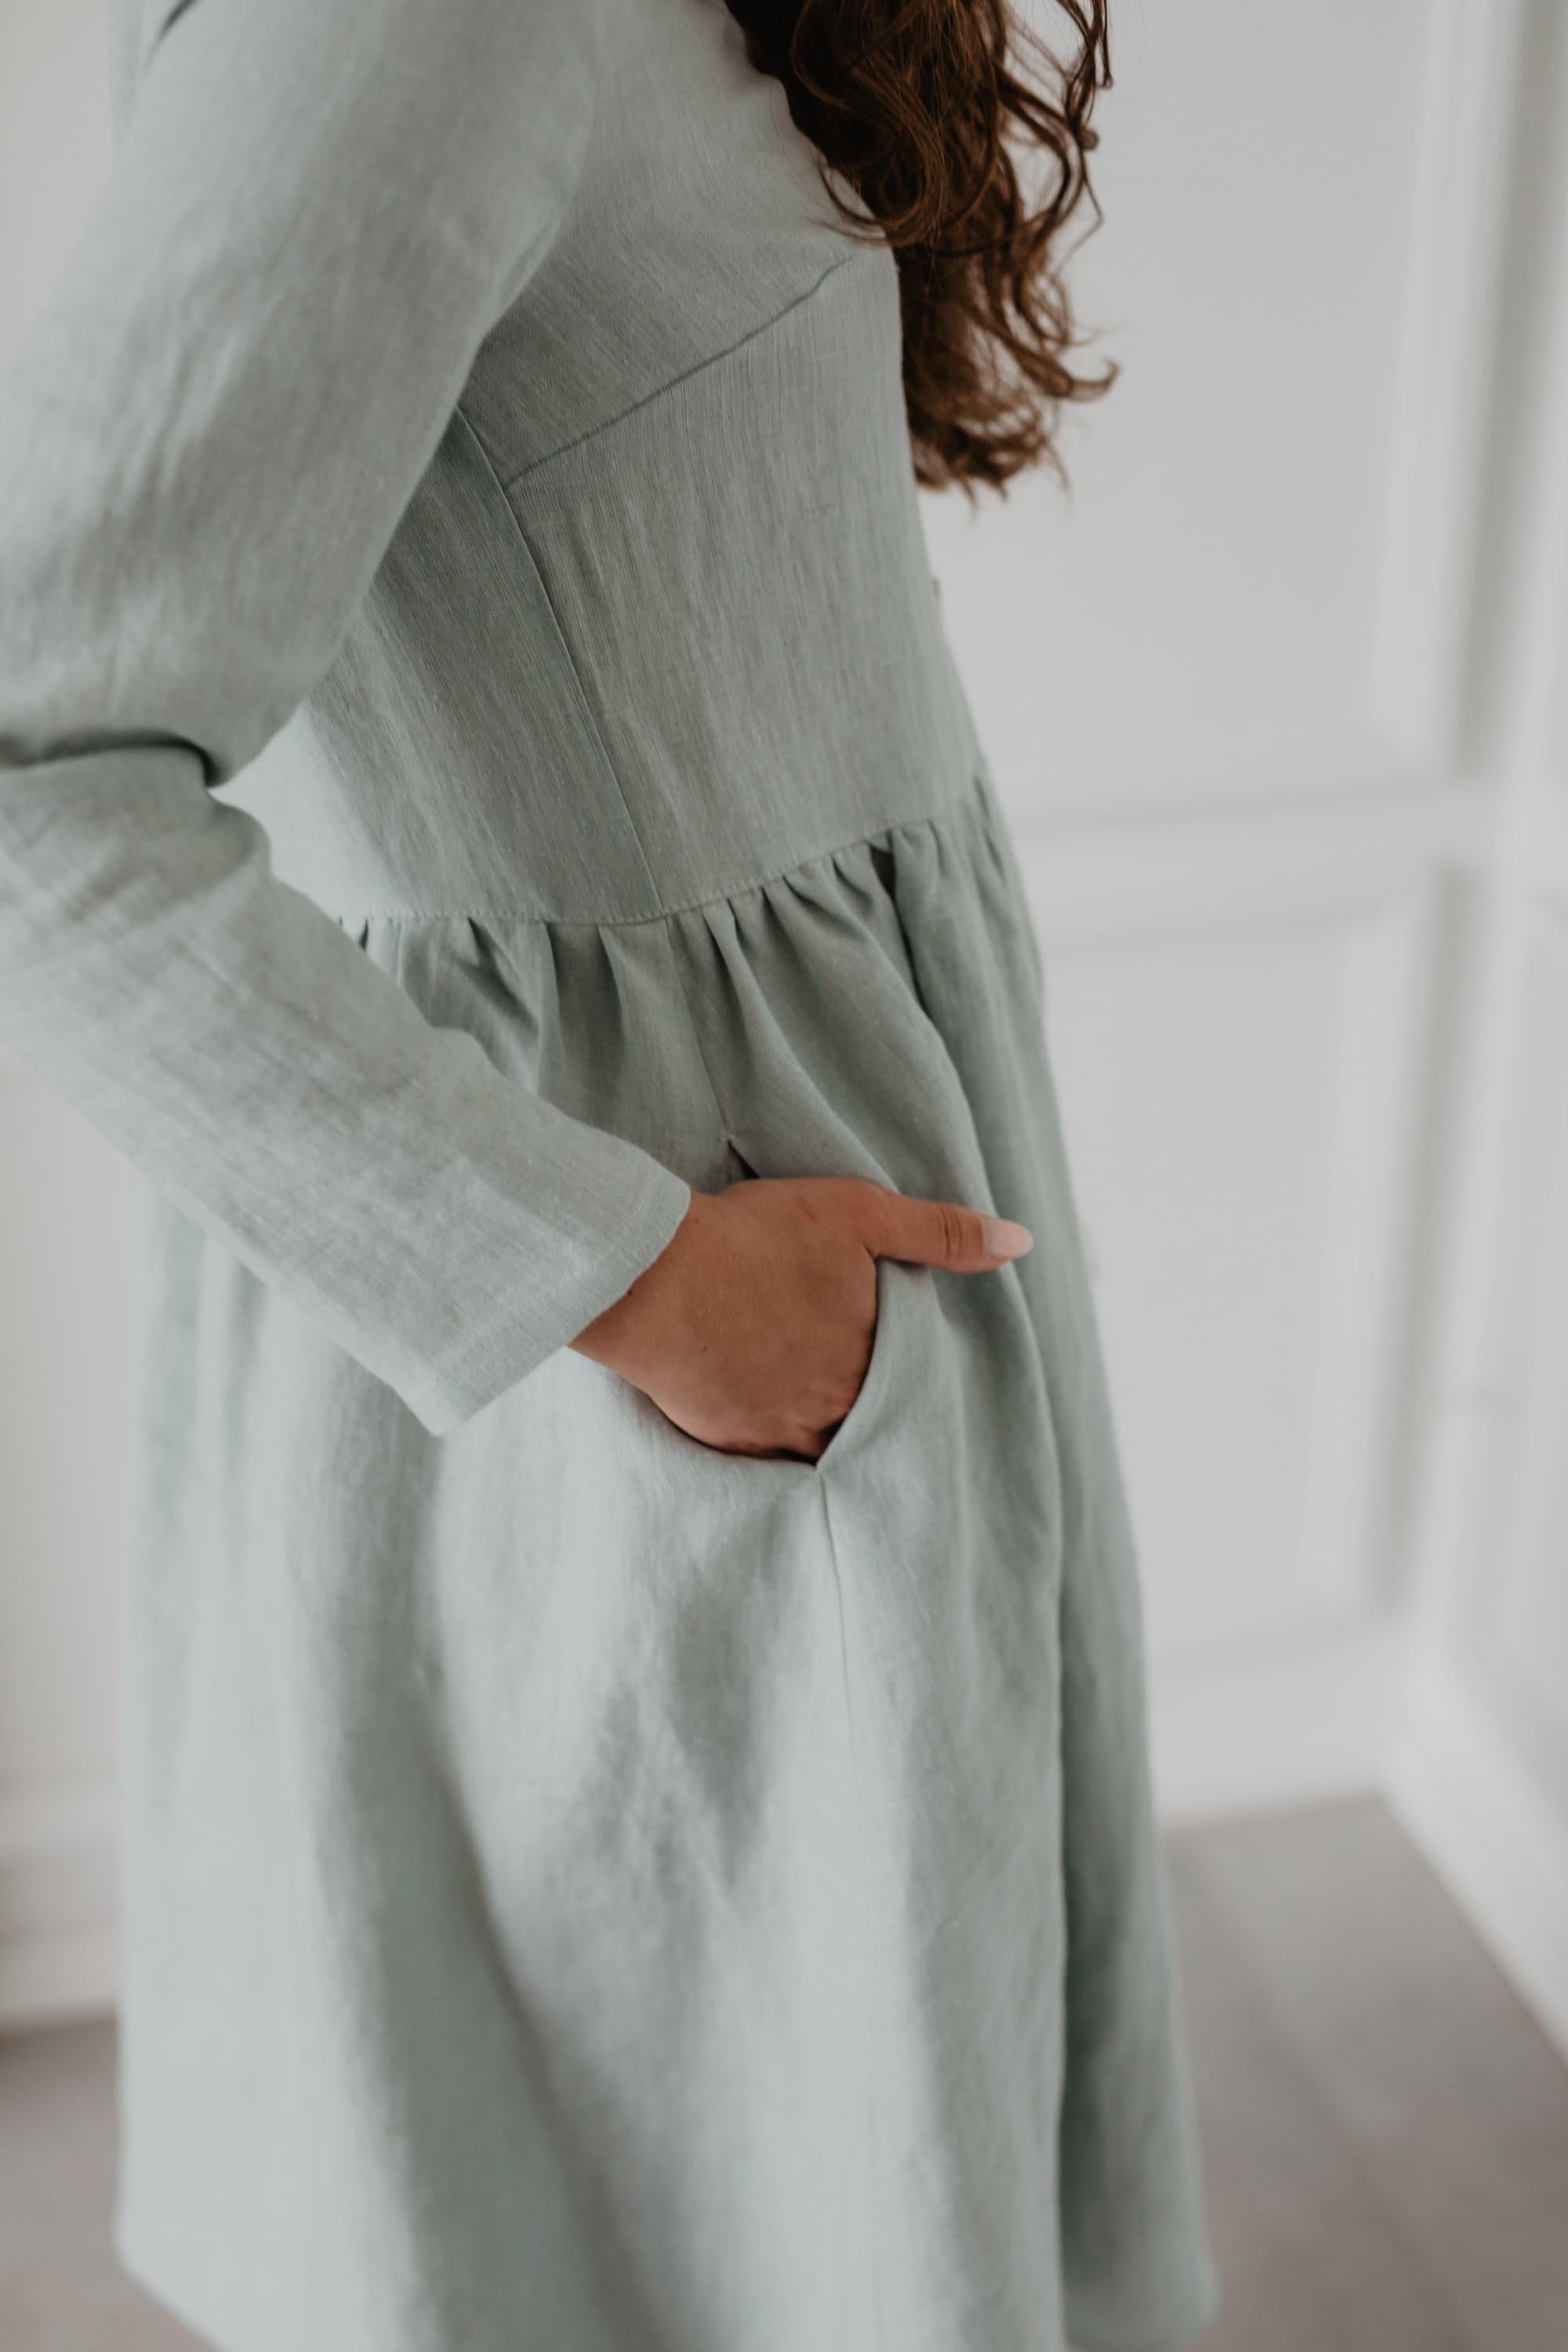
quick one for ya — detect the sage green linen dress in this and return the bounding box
[0,1,1221,2347]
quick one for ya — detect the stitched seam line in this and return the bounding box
[317,776,986,927]
[449,398,666,914]
[496,250,858,492]
[813,1475,887,2352]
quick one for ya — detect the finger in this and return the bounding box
[849,1183,1033,1272]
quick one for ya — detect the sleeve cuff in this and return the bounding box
[393,1150,693,1437]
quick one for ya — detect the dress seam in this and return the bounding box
[495,251,858,492]
[448,394,877,1155]
[448,399,670,919]
[812,1475,889,2352]
[319,782,984,928]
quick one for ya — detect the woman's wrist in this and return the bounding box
[568,1185,711,1379]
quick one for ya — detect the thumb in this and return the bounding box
[855,1183,1034,1273]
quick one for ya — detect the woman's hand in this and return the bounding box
[569,1174,1034,1461]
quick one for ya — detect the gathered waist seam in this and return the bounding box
[315,768,991,930]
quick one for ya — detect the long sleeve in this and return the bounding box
[0,0,694,1437]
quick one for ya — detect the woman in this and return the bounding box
[0,0,1219,2346]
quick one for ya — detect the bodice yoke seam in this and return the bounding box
[490,249,860,495]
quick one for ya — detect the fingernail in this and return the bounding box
[983,1217,1034,1259]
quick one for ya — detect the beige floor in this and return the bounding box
[3,1795,1566,2350]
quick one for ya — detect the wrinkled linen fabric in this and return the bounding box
[0,2,1221,2348]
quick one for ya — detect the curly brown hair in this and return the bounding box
[722,0,1115,497]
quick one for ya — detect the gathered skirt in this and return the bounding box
[111,761,1219,2352]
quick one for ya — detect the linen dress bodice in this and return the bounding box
[129,0,981,931]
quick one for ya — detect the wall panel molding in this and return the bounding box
[1373,0,1528,766]
[1390,1656,1568,2063]
[1442,908,1568,1807]
[1009,782,1489,944]
[1152,1617,1406,1828]
[1015,822,1447,1657]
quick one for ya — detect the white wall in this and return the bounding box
[1378,0,1568,2062]
[926,0,1516,1820]
[0,1,129,2023]
[926,0,1568,2051]
[3,0,1567,2058]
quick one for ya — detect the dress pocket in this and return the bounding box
[684,1138,927,1474]
[621,1247,922,1478]
[811,1252,923,1477]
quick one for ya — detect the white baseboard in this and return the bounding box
[1387,1654,1568,2063]
[1149,1617,1404,1827]
[0,1918,118,2031]
[0,1777,118,2029]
